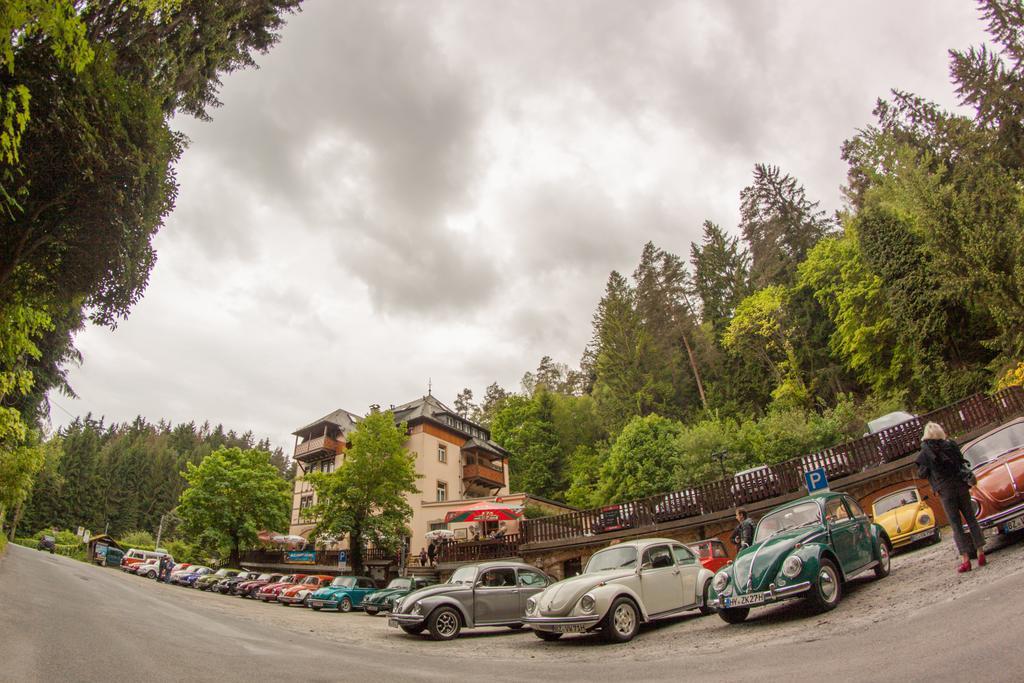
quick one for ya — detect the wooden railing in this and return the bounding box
[435,535,522,564]
[294,435,343,459]
[463,462,505,487]
[521,387,1024,545]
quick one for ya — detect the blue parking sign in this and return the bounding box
[804,467,829,493]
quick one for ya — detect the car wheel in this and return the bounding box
[427,606,462,641]
[534,630,563,641]
[874,541,892,579]
[338,597,353,613]
[806,558,842,612]
[400,624,426,636]
[601,597,639,643]
[364,607,379,615]
[311,606,321,612]
[699,581,714,616]
[718,607,749,624]
[146,571,157,579]
[303,595,311,608]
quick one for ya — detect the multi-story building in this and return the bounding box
[289,394,530,557]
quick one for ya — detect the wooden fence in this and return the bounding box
[520,387,1024,545]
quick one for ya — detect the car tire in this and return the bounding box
[427,606,462,641]
[303,595,311,608]
[400,624,426,636]
[699,581,714,616]
[931,529,942,545]
[146,571,157,579]
[806,558,842,612]
[601,597,640,644]
[874,541,892,579]
[311,606,321,612]
[534,630,563,641]
[339,597,353,613]
[718,607,749,624]
[364,607,379,615]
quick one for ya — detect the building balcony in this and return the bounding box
[294,435,343,460]
[463,462,505,488]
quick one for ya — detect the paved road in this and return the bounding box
[0,542,1017,682]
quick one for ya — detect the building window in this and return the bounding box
[438,444,447,463]
[436,481,448,502]
[298,494,314,522]
[429,521,448,531]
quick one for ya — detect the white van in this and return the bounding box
[120,548,172,572]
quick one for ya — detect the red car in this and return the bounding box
[963,417,1024,540]
[257,574,307,602]
[686,539,731,573]
[278,574,334,607]
[234,573,283,598]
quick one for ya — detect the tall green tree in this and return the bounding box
[178,446,290,567]
[690,220,749,338]
[740,163,835,288]
[305,410,419,575]
[491,392,563,499]
[597,414,683,503]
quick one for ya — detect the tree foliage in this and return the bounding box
[305,410,419,575]
[178,446,290,567]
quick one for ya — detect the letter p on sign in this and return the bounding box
[804,467,829,493]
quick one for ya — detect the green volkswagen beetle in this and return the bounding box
[362,576,437,615]
[710,491,891,624]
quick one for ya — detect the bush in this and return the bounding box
[119,530,156,549]
[0,534,6,555]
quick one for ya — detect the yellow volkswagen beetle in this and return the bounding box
[870,486,940,549]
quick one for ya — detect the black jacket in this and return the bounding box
[916,438,969,495]
[731,518,755,548]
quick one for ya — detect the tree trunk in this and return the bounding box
[8,502,24,541]
[350,527,363,576]
[229,531,240,567]
[681,332,708,410]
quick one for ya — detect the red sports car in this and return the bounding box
[256,574,307,602]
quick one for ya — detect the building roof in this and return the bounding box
[292,409,361,437]
[392,395,509,457]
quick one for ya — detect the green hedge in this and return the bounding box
[0,534,6,555]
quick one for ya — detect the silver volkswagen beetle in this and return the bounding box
[387,561,552,641]
[522,538,715,643]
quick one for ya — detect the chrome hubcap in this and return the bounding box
[880,544,890,571]
[613,604,635,635]
[341,599,351,611]
[819,567,837,602]
[436,611,458,637]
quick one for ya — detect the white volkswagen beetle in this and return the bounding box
[522,538,715,643]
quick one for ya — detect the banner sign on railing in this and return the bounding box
[286,550,316,564]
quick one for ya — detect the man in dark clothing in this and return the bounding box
[157,556,167,583]
[731,508,755,549]
[916,421,986,572]
[427,541,437,567]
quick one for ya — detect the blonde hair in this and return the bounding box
[922,422,947,441]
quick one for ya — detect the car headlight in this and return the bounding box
[526,597,537,615]
[579,594,596,614]
[782,555,803,578]
[411,601,423,615]
[971,498,981,517]
[713,572,729,592]
[918,514,931,526]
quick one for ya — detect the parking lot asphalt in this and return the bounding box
[1,534,1022,682]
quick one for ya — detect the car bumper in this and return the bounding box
[974,501,1024,534]
[890,526,938,548]
[522,615,602,632]
[386,612,425,626]
[713,581,812,610]
[279,595,306,605]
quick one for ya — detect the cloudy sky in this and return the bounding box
[49,0,986,451]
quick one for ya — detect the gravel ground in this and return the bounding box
[137,527,1024,662]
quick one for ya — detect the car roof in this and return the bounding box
[469,561,542,571]
[597,537,688,550]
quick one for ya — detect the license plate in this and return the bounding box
[984,527,1000,538]
[551,624,589,634]
[388,618,400,628]
[723,593,765,608]
[1004,517,1024,533]
[311,601,322,607]
[909,530,933,542]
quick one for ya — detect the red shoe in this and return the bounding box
[957,560,972,573]
[977,551,987,567]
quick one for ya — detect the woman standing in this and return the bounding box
[915,422,986,572]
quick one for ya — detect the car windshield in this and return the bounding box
[585,546,638,573]
[964,423,1024,468]
[754,502,822,543]
[873,490,919,516]
[331,577,356,588]
[303,576,322,585]
[213,569,232,577]
[448,566,477,585]
[257,573,274,581]
[386,578,412,590]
